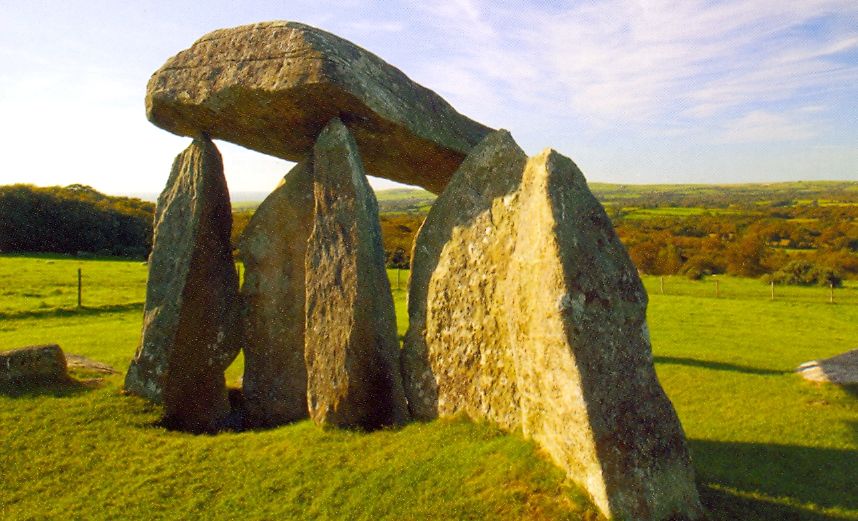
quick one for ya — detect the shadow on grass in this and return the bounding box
[0,302,144,320]
[0,377,100,399]
[654,356,785,376]
[699,483,845,521]
[840,384,858,400]
[691,439,858,519]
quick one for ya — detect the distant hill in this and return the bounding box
[0,184,154,257]
[588,180,858,208]
[128,181,858,211]
[14,180,851,274]
[375,181,858,214]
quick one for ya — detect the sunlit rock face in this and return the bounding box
[146,21,492,194]
[403,131,703,521]
[402,130,527,427]
[125,136,240,434]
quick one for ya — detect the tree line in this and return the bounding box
[0,184,153,258]
[614,203,858,285]
[3,183,856,286]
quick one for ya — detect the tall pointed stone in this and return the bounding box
[402,132,702,520]
[402,130,527,425]
[125,136,240,434]
[239,160,315,427]
[304,118,409,429]
[506,150,701,520]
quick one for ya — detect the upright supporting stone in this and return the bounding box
[125,136,240,434]
[402,130,527,426]
[239,160,315,427]
[507,150,701,520]
[402,132,702,520]
[304,118,409,429]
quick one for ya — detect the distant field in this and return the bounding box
[0,254,147,317]
[588,180,858,206]
[618,207,742,219]
[1,254,856,519]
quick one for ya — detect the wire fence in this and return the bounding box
[2,256,856,319]
[641,275,858,306]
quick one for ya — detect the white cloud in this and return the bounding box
[412,0,858,125]
[716,110,819,143]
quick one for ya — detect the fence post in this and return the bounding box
[771,280,775,301]
[77,268,82,308]
[660,276,664,295]
[830,283,834,304]
[715,279,720,298]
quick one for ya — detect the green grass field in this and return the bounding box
[617,207,742,220]
[1,254,856,520]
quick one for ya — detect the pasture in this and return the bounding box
[1,254,856,520]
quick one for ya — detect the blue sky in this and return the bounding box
[1,0,855,195]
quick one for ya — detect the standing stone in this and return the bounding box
[146,21,492,193]
[304,118,409,429]
[239,160,315,427]
[402,133,702,520]
[506,150,701,520]
[125,136,240,434]
[402,130,527,426]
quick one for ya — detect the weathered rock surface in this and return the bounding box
[507,150,702,520]
[798,348,858,384]
[304,118,409,429]
[66,354,117,374]
[239,160,315,427]
[125,136,241,433]
[0,344,68,387]
[402,130,527,426]
[402,134,702,520]
[146,21,492,194]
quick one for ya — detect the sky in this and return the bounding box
[0,0,856,196]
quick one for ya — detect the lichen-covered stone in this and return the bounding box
[402,135,702,520]
[239,160,315,427]
[402,129,527,426]
[124,136,240,434]
[146,21,492,194]
[507,150,702,520]
[0,344,68,387]
[304,118,409,429]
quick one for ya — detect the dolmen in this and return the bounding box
[126,21,703,520]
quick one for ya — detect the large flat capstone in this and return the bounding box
[304,118,409,429]
[146,21,492,194]
[125,136,241,434]
[402,131,702,520]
